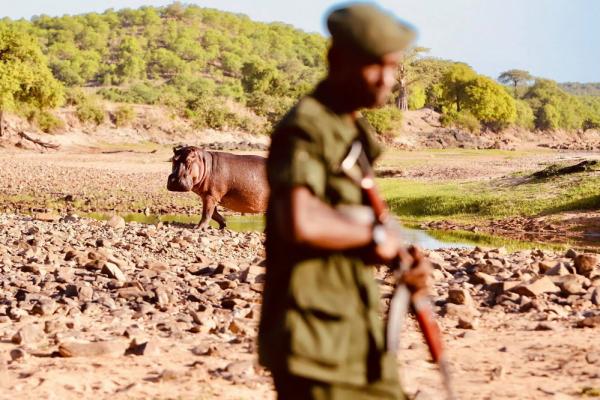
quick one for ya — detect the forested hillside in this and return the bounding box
[1,2,599,136]
[561,82,600,96]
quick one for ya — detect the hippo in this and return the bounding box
[167,145,268,230]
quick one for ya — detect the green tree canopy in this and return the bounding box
[0,25,64,135]
[438,63,477,113]
[498,69,533,97]
[464,76,516,129]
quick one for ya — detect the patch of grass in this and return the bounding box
[83,212,264,232]
[425,228,569,252]
[379,171,600,219]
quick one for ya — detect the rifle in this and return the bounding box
[341,141,456,400]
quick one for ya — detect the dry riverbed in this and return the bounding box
[0,213,599,400]
[1,147,600,399]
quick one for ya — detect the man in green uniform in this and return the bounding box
[259,4,431,399]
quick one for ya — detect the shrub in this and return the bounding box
[583,117,600,131]
[113,105,135,127]
[36,111,65,133]
[76,102,105,125]
[536,103,560,130]
[246,93,294,123]
[65,88,89,106]
[362,106,403,137]
[187,96,236,130]
[440,110,481,133]
[514,100,535,130]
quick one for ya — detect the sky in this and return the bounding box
[2,0,599,83]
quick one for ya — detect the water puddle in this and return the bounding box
[83,212,567,251]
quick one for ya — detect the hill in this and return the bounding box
[560,82,600,96]
[0,2,599,141]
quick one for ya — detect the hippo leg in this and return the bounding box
[211,208,227,230]
[198,195,218,230]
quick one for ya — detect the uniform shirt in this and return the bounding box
[258,82,398,387]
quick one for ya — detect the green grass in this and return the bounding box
[379,170,600,220]
[84,212,265,232]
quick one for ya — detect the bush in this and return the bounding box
[514,100,535,130]
[362,106,403,137]
[113,105,135,127]
[536,103,560,130]
[187,96,237,130]
[246,93,294,123]
[583,117,600,131]
[36,111,65,133]
[440,110,481,133]
[97,83,161,104]
[76,102,105,125]
[65,88,89,106]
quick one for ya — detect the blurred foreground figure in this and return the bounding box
[259,3,429,400]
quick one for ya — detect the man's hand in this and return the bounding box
[401,246,432,294]
[373,225,409,262]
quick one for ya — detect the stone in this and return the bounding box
[239,265,266,284]
[107,215,126,229]
[576,316,600,328]
[447,288,473,306]
[556,275,587,295]
[491,280,521,294]
[58,340,129,357]
[127,339,161,356]
[155,288,170,307]
[225,360,255,377]
[510,277,560,298]
[101,262,127,282]
[574,254,598,277]
[9,348,27,362]
[431,269,445,281]
[11,324,45,345]
[191,344,213,356]
[586,352,600,365]
[470,272,497,285]
[444,303,479,320]
[158,369,179,381]
[565,248,578,259]
[534,322,557,331]
[544,264,570,276]
[457,316,477,329]
[592,288,600,306]
[77,285,94,302]
[31,299,57,316]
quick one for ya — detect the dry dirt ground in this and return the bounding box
[1,147,600,400]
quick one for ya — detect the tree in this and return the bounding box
[438,63,477,112]
[394,47,428,110]
[498,69,532,98]
[463,76,516,129]
[0,26,63,136]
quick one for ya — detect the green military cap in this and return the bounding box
[327,3,416,61]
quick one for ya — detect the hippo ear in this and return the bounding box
[173,145,184,154]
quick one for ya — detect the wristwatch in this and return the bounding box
[372,224,387,246]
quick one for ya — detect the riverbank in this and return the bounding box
[1,146,598,249]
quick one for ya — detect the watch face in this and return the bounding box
[373,225,387,245]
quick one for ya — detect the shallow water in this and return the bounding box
[83,212,568,251]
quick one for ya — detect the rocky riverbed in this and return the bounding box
[1,213,599,399]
